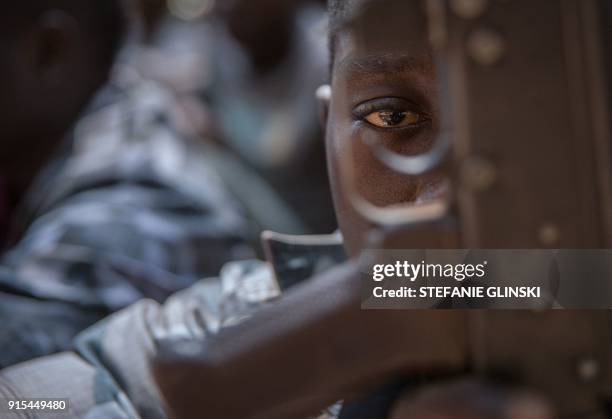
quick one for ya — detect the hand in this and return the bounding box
[389,379,554,419]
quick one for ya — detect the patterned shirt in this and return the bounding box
[0,77,255,367]
[0,232,345,418]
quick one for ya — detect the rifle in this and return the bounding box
[153,1,612,417]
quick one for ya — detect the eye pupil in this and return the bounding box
[362,107,424,129]
[379,111,406,126]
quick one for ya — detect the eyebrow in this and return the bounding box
[335,53,434,79]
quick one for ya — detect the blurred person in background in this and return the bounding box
[209,0,337,234]
[125,0,337,235]
[0,1,125,246]
[0,0,334,365]
[0,0,128,367]
[0,0,255,366]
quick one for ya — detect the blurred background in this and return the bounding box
[0,0,339,367]
[126,0,336,238]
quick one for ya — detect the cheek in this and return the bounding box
[327,125,370,257]
[361,162,419,206]
[325,124,346,224]
[326,123,422,258]
[328,117,421,206]
[351,134,422,207]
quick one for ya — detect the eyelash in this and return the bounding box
[352,97,430,131]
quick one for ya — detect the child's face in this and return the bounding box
[326,0,445,257]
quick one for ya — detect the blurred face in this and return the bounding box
[0,8,118,194]
[326,0,444,257]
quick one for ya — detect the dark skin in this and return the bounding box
[325,0,444,258]
[0,6,121,245]
[321,0,551,416]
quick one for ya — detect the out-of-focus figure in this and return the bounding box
[0,2,125,246]
[211,0,336,233]
[5,72,256,311]
[0,0,256,366]
[130,0,337,234]
[0,0,129,367]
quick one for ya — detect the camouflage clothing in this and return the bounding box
[0,267,104,369]
[0,76,255,367]
[0,233,345,418]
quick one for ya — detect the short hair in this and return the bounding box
[328,0,352,67]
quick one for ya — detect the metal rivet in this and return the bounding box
[538,223,560,246]
[577,357,599,382]
[460,156,497,191]
[467,29,505,66]
[450,0,488,19]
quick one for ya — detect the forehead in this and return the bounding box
[332,0,431,78]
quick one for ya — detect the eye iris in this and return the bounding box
[379,110,407,126]
[363,108,423,128]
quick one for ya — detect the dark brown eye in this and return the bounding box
[364,110,422,128]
